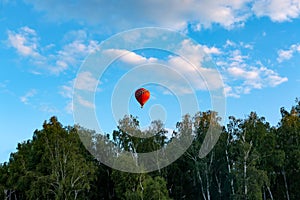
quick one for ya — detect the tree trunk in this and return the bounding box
[244,158,247,199]
[206,153,213,200]
[282,169,290,200]
[197,170,207,200]
[266,185,274,200]
[215,173,222,199]
[205,169,210,200]
[225,136,235,196]
[242,135,252,200]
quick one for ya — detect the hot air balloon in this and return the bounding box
[135,88,150,108]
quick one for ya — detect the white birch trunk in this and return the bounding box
[225,135,235,196]
[267,185,274,200]
[197,170,207,200]
[282,169,290,200]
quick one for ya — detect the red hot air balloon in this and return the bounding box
[135,88,150,108]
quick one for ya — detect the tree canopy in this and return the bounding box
[0,99,299,199]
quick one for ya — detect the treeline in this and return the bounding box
[0,99,299,200]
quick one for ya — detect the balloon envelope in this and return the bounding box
[135,88,150,108]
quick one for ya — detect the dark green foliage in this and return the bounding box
[0,99,299,199]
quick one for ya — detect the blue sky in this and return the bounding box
[1,0,300,163]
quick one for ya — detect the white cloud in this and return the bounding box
[103,40,224,95]
[176,39,207,66]
[74,71,99,92]
[202,46,222,55]
[277,43,300,62]
[60,83,73,99]
[240,42,253,49]
[24,0,300,32]
[227,66,259,80]
[167,55,223,91]
[60,71,100,113]
[224,40,236,48]
[224,85,241,98]
[20,89,37,104]
[217,41,288,98]
[65,101,73,114]
[7,26,40,58]
[59,82,74,114]
[277,49,294,62]
[39,104,59,113]
[77,95,95,109]
[259,66,288,86]
[104,49,157,65]
[7,27,100,75]
[253,0,300,22]
[229,49,248,63]
[24,0,251,30]
[50,39,100,74]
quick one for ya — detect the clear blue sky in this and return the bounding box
[1,0,300,163]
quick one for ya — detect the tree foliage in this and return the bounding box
[0,99,299,199]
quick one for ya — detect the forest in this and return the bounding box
[0,99,299,200]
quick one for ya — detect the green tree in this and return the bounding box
[2,100,300,200]
[275,99,300,200]
[112,171,171,200]
[228,113,274,200]
[165,111,229,200]
[3,116,98,199]
[111,115,171,200]
[0,163,9,199]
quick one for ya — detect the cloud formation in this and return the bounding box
[100,37,288,98]
[7,27,99,75]
[253,0,300,22]
[277,43,300,62]
[7,26,40,58]
[20,89,37,104]
[23,0,300,31]
[102,39,224,95]
[104,49,158,65]
[24,0,249,30]
[74,71,99,92]
[217,43,288,97]
[60,71,101,111]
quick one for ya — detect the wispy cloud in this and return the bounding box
[202,45,222,55]
[7,27,100,75]
[0,81,7,89]
[62,36,288,99]
[277,43,300,62]
[7,26,41,58]
[253,0,300,22]
[24,0,251,30]
[167,39,223,91]
[104,49,158,65]
[74,71,100,92]
[60,71,101,113]
[103,39,224,95]
[51,39,100,74]
[65,101,73,114]
[24,0,300,32]
[60,82,73,99]
[76,95,95,109]
[0,80,12,95]
[39,103,59,113]
[216,42,288,98]
[59,82,74,114]
[20,89,37,104]
[20,89,60,113]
